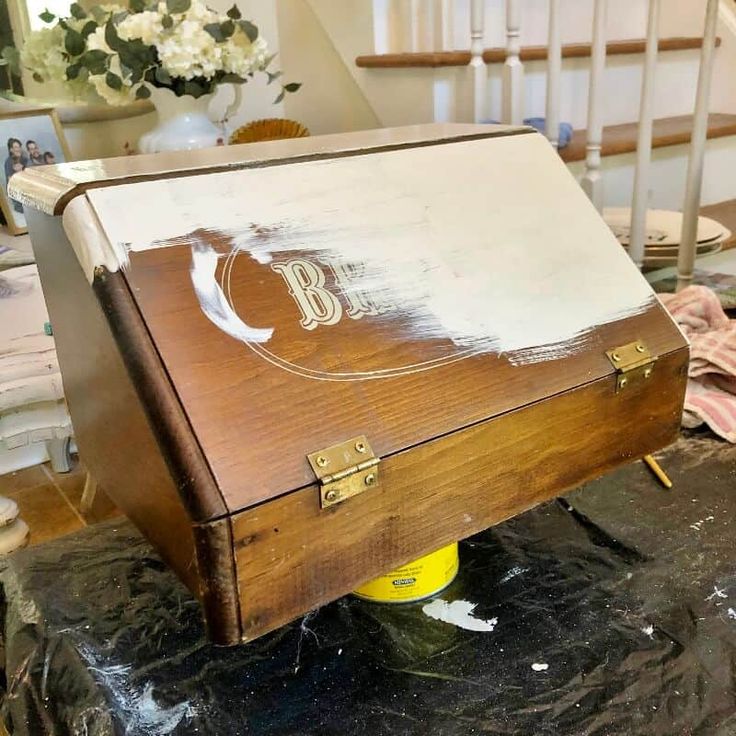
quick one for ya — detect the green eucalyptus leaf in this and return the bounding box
[58,18,68,30]
[161,13,173,28]
[183,79,206,97]
[129,0,146,12]
[117,38,155,72]
[226,4,241,19]
[32,72,44,83]
[135,84,151,99]
[66,62,81,79]
[220,19,235,38]
[283,82,301,93]
[203,23,224,42]
[154,66,172,84]
[104,20,123,51]
[263,52,276,68]
[274,90,284,104]
[82,49,108,74]
[106,70,123,89]
[90,6,107,22]
[266,70,281,85]
[166,0,190,14]
[38,9,55,23]
[112,10,129,23]
[219,72,245,84]
[69,3,86,19]
[81,20,97,38]
[237,19,258,42]
[64,29,85,57]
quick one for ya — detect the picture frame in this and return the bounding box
[0,106,71,236]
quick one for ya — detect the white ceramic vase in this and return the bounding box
[138,85,241,154]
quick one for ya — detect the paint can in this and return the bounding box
[353,542,459,603]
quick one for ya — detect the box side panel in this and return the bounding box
[25,211,238,641]
[232,347,687,642]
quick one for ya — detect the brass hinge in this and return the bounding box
[308,435,380,509]
[605,340,657,393]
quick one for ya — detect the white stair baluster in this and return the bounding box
[372,0,391,54]
[677,0,720,291]
[545,0,562,148]
[439,0,454,51]
[581,0,607,212]
[629,0,660,269]
[502,0,524,125]
[470,0,486,123]
[410,0,421,51]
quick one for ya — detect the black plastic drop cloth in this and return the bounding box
[1,433,735,735]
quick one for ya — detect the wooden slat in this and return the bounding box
[559,113,736,164]
[356,36,720,68]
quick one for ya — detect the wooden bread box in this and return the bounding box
[11,124,688,645]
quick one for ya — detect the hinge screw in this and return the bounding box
[316,455,329,468]
[636,344,645,353]
[611,352,621,362]
[364,473,376,486]
[355,441,366,453]
[619,377,628,388]
[644,367,652,378]
[324,489,338,503]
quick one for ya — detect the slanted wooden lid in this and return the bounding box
[19,125,687,517]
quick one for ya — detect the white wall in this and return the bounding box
[276,0,380,135]
[206,0,287,127]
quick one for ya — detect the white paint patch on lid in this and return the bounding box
[78,135,657,363]
[190,241,273,344]
[531,663,549,672]
[422,599,498,632]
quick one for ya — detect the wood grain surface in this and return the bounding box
[125,237,685,516]
[232,347,687,641]
[355,36,720,68]
[108,132,687,515]
[560,113,736,164]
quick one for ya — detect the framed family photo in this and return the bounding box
[0,107,70,235]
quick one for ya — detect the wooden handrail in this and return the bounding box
[356,36,720,68]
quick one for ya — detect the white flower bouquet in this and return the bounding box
[6,0,299,106]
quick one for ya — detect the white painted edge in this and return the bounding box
[62,194,126,283]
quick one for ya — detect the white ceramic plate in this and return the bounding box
[604,207,729,246]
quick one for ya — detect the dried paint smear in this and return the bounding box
[67,134,657,365]
[422,599,498,632]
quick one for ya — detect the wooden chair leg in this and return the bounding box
[80,473,99,514]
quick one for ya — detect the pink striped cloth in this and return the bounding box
[659,285,736,442]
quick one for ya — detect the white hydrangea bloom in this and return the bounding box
[158,19,222,80]
[222,34,268,78]
[20,26,67,83]
[86,25,113,54]
[19,1,281,104]
[118,11,164,45]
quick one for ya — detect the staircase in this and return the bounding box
[295,0,736,284]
